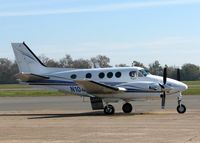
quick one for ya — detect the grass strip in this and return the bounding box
[0,90,70,97]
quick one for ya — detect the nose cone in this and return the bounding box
[166,78,188,92]
[177,82,188,91]
[183,83,188,90]
[147,74,188,92]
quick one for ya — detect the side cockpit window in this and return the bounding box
[139,69,148,77]
[138,71,144,77]
[129,71,137,78]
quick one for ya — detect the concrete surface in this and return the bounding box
[0,95,199,143]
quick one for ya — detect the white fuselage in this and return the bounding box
[30,67,188,102]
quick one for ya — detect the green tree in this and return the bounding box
[115,64,130,67]
[72,59,92,69]
[91,55,111,68]
[10,61,19,83]
[149,60,163,75]
[59,54,73,68]
[0,58,18,83]
[165,66,178,80]
[132,61,145,68]
[181,63,200,81]
[39,55,61,67]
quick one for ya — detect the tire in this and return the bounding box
[177,104,186,114]
[122,103,132,113]
[104,104,115,115]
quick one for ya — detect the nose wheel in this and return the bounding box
[176,95,186,114]
[177,104,186,114]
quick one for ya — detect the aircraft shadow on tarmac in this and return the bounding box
[0,111,173,119]
[27,112,147,119]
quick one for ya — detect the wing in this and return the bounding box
[75,80,126,94]
[15,72,49,82]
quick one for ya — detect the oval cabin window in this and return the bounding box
[71,74,77,79]
[115,72,121,78]
[99,72,105,79]
[107,72,113,78]
[86,73,92,79]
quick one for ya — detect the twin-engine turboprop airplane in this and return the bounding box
[12,42,188,115]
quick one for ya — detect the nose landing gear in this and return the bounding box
[176,95,186,114]
[177,104,186,114]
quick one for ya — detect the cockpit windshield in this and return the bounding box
[139,69,149,76]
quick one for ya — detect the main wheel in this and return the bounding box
[122,103,132,113]
[104,104,115,115]
[177,104,186,114]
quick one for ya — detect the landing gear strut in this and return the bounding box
[104,104,115,115]
[176,95,186,114]
[122,103,133,113]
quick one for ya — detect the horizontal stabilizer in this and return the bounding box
[15,73,49,82]
[75,80,126,94]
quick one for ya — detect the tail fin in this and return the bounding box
[12,42,47,74]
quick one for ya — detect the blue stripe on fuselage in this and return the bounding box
[27,80,160,93]
[28,79,76,85]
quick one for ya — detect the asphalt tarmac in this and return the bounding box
[0,95,199,143]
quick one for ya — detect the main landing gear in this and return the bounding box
[122,103,133,113]
[104,104,115,115]
[176,95,186,114]
[104,103,133,115]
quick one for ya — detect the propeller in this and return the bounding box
[161,67,167,109]
[161,92,166,109]
[160,68,181,109]
[177,68,181,81]
[163,67,167,84]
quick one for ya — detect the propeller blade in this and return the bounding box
[161,92,166,109]
[161,67,167,109]
[177,68,181,81]
[163,67,167,84]
[159,83,164,89]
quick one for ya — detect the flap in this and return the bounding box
[75,80,126,94]
[15,73,49,82]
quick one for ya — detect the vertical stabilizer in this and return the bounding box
[12,42,47,74]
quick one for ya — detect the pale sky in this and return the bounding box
[0,0,200,67]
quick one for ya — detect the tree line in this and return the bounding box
[0,54,199,84]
